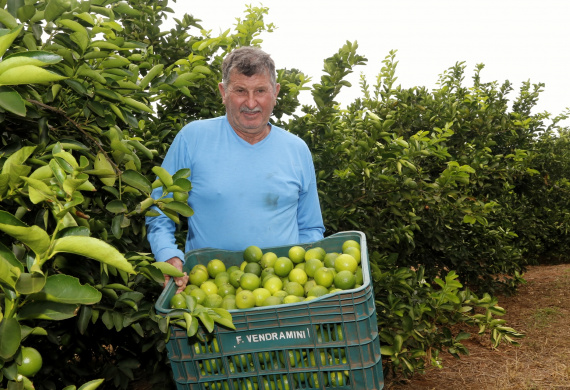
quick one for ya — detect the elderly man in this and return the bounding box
[146,47,325,292]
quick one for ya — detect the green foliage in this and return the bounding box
[372,253,523,377]
[284,44,568,375]
[0,0,247,388]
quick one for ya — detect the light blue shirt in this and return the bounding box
[146,116,325,262]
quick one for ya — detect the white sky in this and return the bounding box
[167,0,570,126]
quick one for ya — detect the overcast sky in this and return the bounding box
[167,0,569,126]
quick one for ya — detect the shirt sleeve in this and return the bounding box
[145,131,190,263]
[297,147,325,243]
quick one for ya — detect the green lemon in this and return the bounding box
[243,245,263,263]
[17,347,43,377]
[288,245,306,264]
[169,293,187,309]
[274,257,293,277]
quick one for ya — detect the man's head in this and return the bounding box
[218,47,280,144]
[221,46,277,90]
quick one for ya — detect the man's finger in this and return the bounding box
[163,274,171,289]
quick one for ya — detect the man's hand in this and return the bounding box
[164,257,188,294]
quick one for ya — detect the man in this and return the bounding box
[146,47,325,292]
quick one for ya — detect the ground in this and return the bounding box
[385,263,570,390]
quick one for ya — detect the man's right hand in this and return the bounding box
[164,257,188,294]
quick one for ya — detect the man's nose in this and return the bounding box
[245,91,257,108]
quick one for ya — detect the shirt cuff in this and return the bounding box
[155,248,185,264]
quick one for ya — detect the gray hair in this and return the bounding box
[221,47,277,89]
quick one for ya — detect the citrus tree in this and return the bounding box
[280,43,570,376]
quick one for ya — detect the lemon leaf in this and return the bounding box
[51,236,135,274]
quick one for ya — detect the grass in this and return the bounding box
[530,306,562,328]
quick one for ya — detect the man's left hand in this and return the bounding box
[164,257,188,294]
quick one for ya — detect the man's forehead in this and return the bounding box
[228,71,273,87]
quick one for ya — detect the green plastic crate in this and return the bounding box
[155,231,384,390]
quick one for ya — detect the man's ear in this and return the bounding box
[274,83,281,98]
[218,82,226,104]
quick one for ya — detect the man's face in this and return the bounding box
[218,69,280,138]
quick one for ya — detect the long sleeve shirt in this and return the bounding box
[146,116,325,262]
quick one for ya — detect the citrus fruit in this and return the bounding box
[211,338,221,353]
[304,279,317,295]
[334,254,358,273]
[305,258,324,278]
[261,268,276,284]
[243,262,262,276]
[273,257,293,277]
[342,239,360,252]
[334,270,356,290]
[200,280,218,295]
[279,349,301,367]
[263,276,283,295]
[235,290,256,309]
[190,288,207,304]
[243,245,263,263]
[259,252,277,269]
[222,295,236,310]
[17,347,42,377]
[203,293,223,308]
[229,269,244,288]
[284,281,305,297]
[308,351,328,366]
[355,266,363,285]
[288,268,308,285]
[314,267,334,288]
[169,293,187,309]
[214,271,230,286]
[273,290,288,298]
[294,262,306,270]
[283,295,304,304]
[288,246,306,264]
[239,273,261,291]
[253,288,272,307]
[330,371,347,386]
[323,252,339,268]
[305,247,325,261]
[218,283,236,297]
[173,191,189,202]
[207,259,226,278]
[260,252,278,268]
[239,261,247,271]
[306,285,329,297]
[183,284,198,294]
[188,266,209,287]
[334,326,344,341]
[343,246,361,264]
[262,295,283,306]
[277,375,292,390]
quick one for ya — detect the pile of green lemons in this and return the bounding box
[170,239,363,310]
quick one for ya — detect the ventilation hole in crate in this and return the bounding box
[257,351,280,371]
[325,369,351,387]
[199,358,224,376]
[228,353,255,373]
